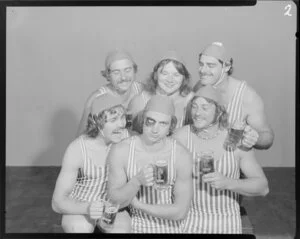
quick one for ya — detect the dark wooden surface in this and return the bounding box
[5,167,295,237]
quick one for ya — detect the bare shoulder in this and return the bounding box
[172,125,189,146]
[85,86,109,104]
[243,82,264,108]
[173,139,192,174]
[109,137,132,159]
[61,137,83,168]
[235,147,255,161]
[174,138,192,161]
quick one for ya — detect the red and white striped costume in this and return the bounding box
[182,126,241,233]
[94,81,143,106]
[70,132,129,202]
[126,136,183,233]
[181,80,247,233]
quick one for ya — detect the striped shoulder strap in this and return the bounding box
[79,136,88,175]
[227,80,247,124]
[171,138,177,181]
[133,81,143,94]
[234,81,247,122]
[126,136,137,178]
[141,91,150,105]
[187,125,192,151]
[95,86,108,98]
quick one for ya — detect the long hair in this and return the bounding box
[84,105,125,138]
[144,59,192,96]
[184,96,228,129]
[132,109,177,136]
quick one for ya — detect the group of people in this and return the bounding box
[52,42,274,234]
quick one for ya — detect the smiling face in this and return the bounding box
[142,111,172,144]
[101,106,127,143]
[108,59,136,93]
[156,62,184,95]
[198,55,224,86]
[191,96,216,129]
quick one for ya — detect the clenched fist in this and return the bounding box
[136,164,154,187]
[241,125,259,149]
[88,200,104,220]
[202,172,231,190]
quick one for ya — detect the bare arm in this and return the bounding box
[228,149,269,196]
[51,140,90,214]
[132,145,193,220]
[107,142,142,209]
[244,87,274,149]
[204,149,269,197]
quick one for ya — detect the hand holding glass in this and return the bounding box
[223,120,246,151]
[97,199,119,230]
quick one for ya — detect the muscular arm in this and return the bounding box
[134,145,193,221]
[226,149,269,197]
[107,143,141,209]
[51,140,90,215]
[244,87,274,150]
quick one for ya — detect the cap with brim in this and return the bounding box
[105,49,135,71]
[194,85,222,104]
[144,95,175,116]
[158,50,185,65]
[91,94,124,115]
[201,42,231,63]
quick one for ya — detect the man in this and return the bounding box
[107,95,193,233]
[193,42,274,150]
[52,94,130,233]
[76,49,144,137]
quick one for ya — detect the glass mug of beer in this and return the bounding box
[153,159,169,190]
[198,150,215,176]
[223,120,246,151]
[97,198,119,230]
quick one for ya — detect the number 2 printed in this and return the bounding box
[284,4,292,17]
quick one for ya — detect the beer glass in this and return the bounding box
[153,159,169,190]
[97,199,119,230]
[125,114,133,128]
[223,120,246,151]
[199,150,214,176]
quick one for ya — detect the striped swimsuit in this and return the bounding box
[226,80,247,125]
[69,136,109,202]
[69,131,129,202]
[182,126,242,234]
[95,81,143,106]
[126,136,182,233]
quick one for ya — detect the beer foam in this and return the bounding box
[106,207,118,213]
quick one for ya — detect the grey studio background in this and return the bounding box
[6,2,296,168]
